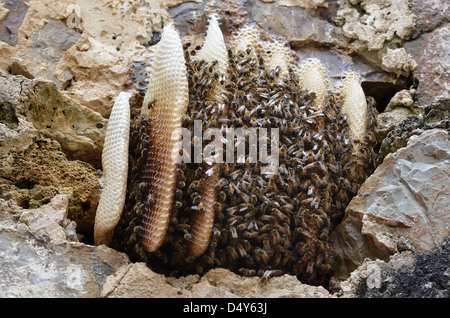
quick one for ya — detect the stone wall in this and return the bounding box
[0,0,448,298]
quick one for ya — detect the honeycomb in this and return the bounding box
[231,25,265,56]
[139,23,189,252]
[193,14,228,75]
[336,72,368,142]
[94,92,131,246]
[262,40,292,80]
[187,14,228,258]
[296,58,329,112]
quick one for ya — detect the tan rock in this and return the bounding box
[278,0,328,9]
[334,0,416,73]
[0,0,183,117]
[385,89,415,111]
[0,75,107,168]
[0,136,100,235]
[102,266,333,298]
[381,48,417,78]
[0,117,37,157]
[0,228,129,297]
[194,268,333,298]
[18,194,73,243]
[404,25,450,106]
[375,89,422,144]
[102,263,188,298]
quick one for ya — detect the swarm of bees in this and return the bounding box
[106,15,379,287]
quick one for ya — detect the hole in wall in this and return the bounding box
[362,81,407,113]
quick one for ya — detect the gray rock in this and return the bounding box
[408,0,449,40]
[102,265,333,298]
[404,25,450,107]
[0,0,30,46]
[13,20,81,89]
[379,98,450,157]
[169,1,207,37]
[333,129,450,280]
[0,192,129,298]
[339,237,450,298]
[239,0,334,46]
[0,228,129,297]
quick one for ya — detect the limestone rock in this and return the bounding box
[193,268,333,298]
[12,19,81,88]
[0,75,107,168]
[381,48,417,78]
[404,25,450,106]
[375,89,422,144]
[239,0,333,46]
[334,129,450,280]
[0,0,176,117]
[408,0,449,39]
[335,0,416,51]
[169,1,207,37]
[0,0,30,46]
[277,0,328,10]
[0,198,23,230]
[17,194,76,244]
[0,189,129,298]
[0,228,129,297]
[334,0,416,74]
[379,98,450,157]
[0,135,100,235]
[101,263,187,298]
[102,265,333,298]
[0,116,37,157]
[385,89,415,111]
[338,237,450,298]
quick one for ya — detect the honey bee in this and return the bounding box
[239,268,257,277]
[227,246,238,261]
[256,248,270,264]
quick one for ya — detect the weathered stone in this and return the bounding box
[0,228,129,297]
[239,0,333,46]
[375,89,423,144]
[404,25,450,106]
[334,129,450,280]
[0,136,100,235]
[0,198,22,229]
[17,194,74,244]
[333,0,416,75]
[385,89,415,111]
[362,129,449,252]
[13,20,81,88]
[379,98,450,157]
[0,0,176,117]
[0,75,107,168]
[334,0,416,51]
[0,189,129,298]
[102,265,333,298]
[169,1,207,37]
[408,0,449,39]
[381,48,417,78]
[277,0,328,10]
[376,108,417,145]
[0,0,30,46]
[338,237,450,298]
[0,116,37,157]
[102,263,188,298]
[194,268,333,298]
